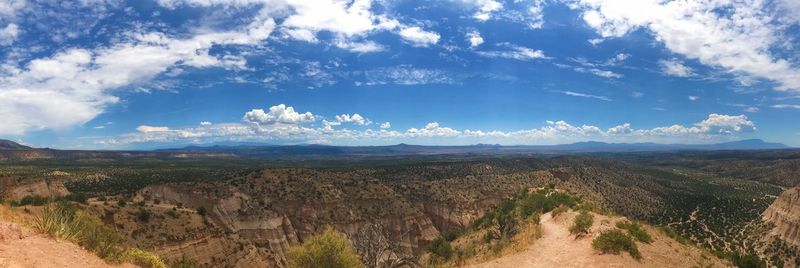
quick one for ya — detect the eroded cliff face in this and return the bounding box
[763,185,800,247]
[102,165,567,267]
[8,179,69,200]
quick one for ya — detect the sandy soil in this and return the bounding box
[0,220,136,268]
[469,211,727,268]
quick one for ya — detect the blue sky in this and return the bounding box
[1,0,799,149]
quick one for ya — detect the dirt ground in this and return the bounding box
[0,213,136,268]
[468,211,728,268]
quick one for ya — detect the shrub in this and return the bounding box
[551,205,569,217]
[33,202,167,265]
[170,257,198,268]
[117,199,126,207]
[60,192,90,204]
[428,236,453,259]
[441,229,461,242]
[196,206,207,216]
[659,226,687,244]
[19,195,49,206]
[136,208,151,222]
[569,210,593,236]
[592,230,641,260]
[616,221,653,243]
[286,227,364,268]
[123,248,168,268]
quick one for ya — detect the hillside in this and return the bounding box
[0,209,135,268]
[469,211,725,268]
[0,139,31,150]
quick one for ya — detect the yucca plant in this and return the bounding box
[33,202,84,241]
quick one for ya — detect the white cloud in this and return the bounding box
[200,121,212,126]
[688,95,699,101]
[466,30,484,48]
[460,0,503,21]
[137,125,170,133]
[104,104,757,146]
[0,23,18,45]
[659,59,694,77]
[356,66,456,86]
[0,15,276,135]
[772,104,800,109]
[398,26,440,47]
[242,104,315,125]
[573,0,800,91]
[335,40,384,53]
[561,90,612,101]
[477,44,547,61]
[744,107,759,113]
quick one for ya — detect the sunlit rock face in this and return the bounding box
[763,186,800,247]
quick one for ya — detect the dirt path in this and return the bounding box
[0,220,136,268]
[468,212,726,268]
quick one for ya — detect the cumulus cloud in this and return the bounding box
[105,107,758,147]
[242,104,315,125]
[688,96,699,101]
[466,30,484,48]
[0,23,18,45]
[572,0,800,91]
[200,121,212,126]
[659,59,694,77]
[398,26,440,47]
[460,0,503,21]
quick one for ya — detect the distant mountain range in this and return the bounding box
[0,138,791,160]
[0,140,31,150]
[155,139,791,158]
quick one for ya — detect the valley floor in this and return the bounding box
[469,212,727,268]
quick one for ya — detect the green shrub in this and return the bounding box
[551,205,569,217]
[117,199,126,207]
[428,236,453,259]
[19,195,49,206]
[170,257,198,268]
[569,210,593,236]
[286,227,364,268]
[659,226,687,244]
[196,206,207,216]
[592,230,641,260]
[136,208,151,222]
[123,248,168,268]
[60,192,90,204]
[33,202,167,265]
[616,221,653,243]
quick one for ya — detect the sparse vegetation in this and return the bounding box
[286,227,363,268]
[32,202,166,266]
[616,221,653,243]
[428,237,453,259]
[592,230,641,260]
[569,210,593,236]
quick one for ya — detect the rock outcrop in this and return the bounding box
[8,179,69,200]
[763,185,800,247]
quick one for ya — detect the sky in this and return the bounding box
[1,0,800,149]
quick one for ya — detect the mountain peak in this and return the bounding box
[0,139,31,150]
